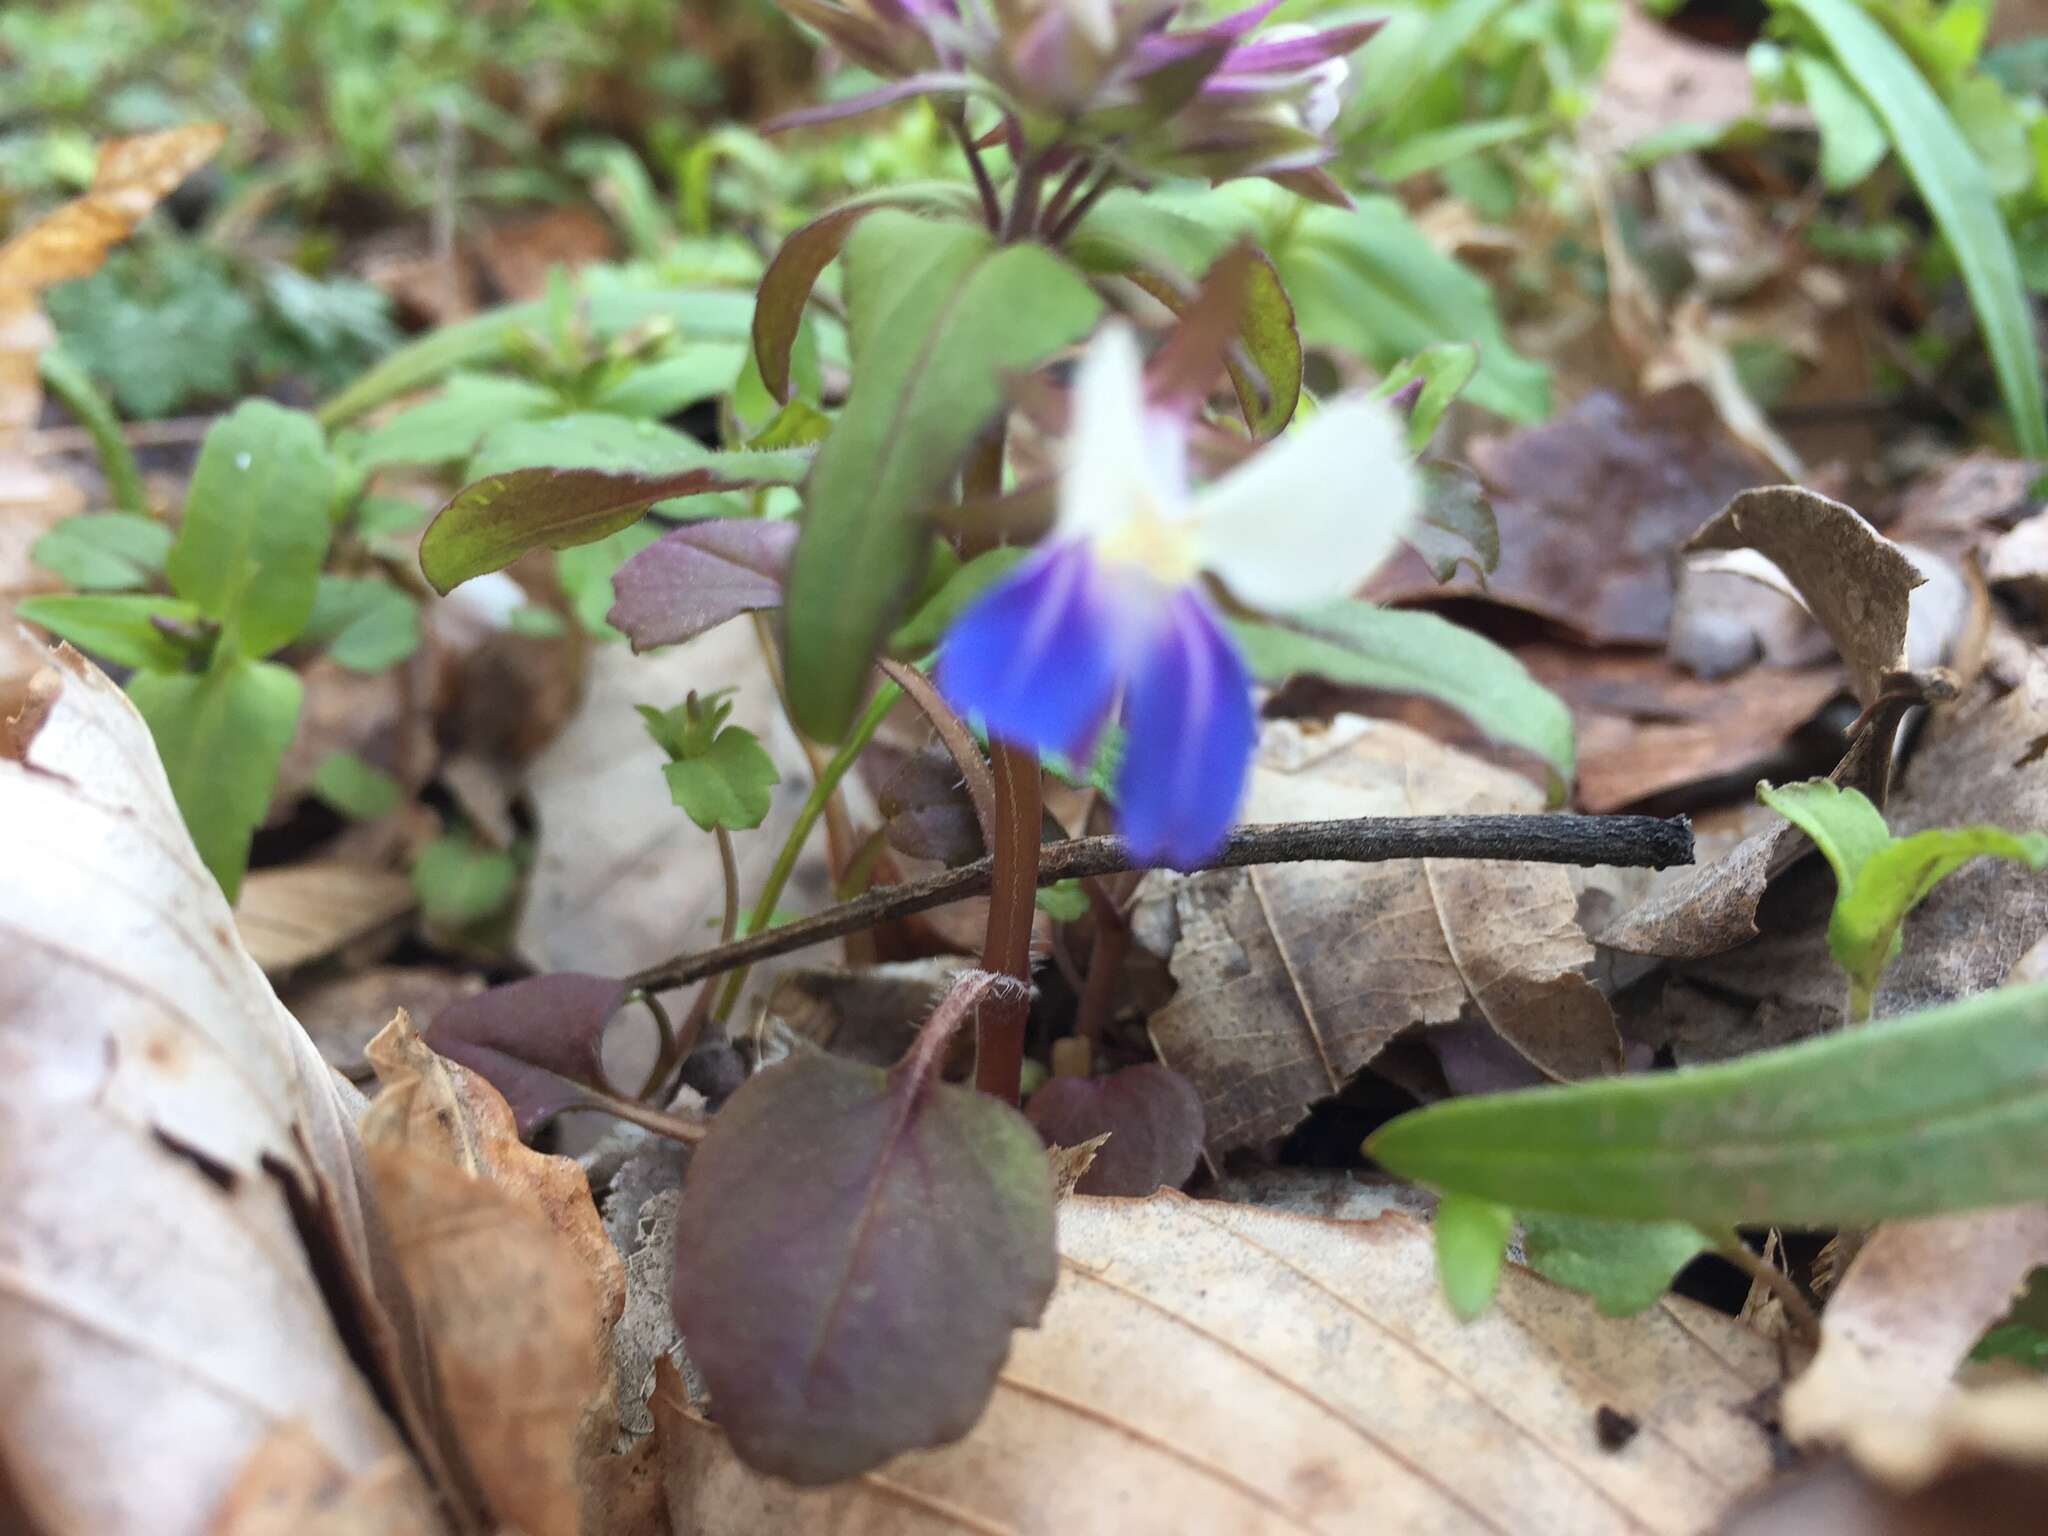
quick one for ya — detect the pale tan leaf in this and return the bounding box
[233,861,416,977]
[1785,1206,2048,1461]
[206,1423,446,1536]
[656,1192,1780,1534]
[0,641,439,1535]
[1149,718,1619,1158]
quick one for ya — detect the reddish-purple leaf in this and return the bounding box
[672,972,1055,1484]
[423,972,626,1137]
[873,741,986,866]
[752,190,974,403]
[607,519,799,652]
[1025,1063,1206,1197]
[419,455,811,594]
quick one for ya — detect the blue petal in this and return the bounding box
[1114,589,1255,869]
[936,541,1123,761]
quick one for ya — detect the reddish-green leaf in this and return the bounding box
[423,972,627,1137]
[608,519,799,652]
[419,453,811,594]
[1025,1064,1205,1197]
[671,972,1056,1483]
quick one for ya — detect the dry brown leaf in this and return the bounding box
[1784,1207,2048,1457]
[0,640,441,1535]
[233,861,417,976]
[656,1191,1781,1533]
[206,1423,446,1536]
[1583,4,1797,154]
[1686,486,1925,708]
[1149,717,1619,1158]
[285,967,485,1084]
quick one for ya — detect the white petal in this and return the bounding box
[1188,393,1419,611]
[1057,322,1173,541]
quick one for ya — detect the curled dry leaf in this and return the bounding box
[1784,1205,2048,1460]
[1149,717,1619,1160]
[0,641,438,1535]
[656,1192,1781,1533]
[361,1011,624,1536]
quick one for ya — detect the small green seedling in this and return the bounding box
[1759,778,2048,1021]
[639,690,779,833]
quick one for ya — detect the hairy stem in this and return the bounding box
[975,739,1043,1102]
[712,680,902,1020]
[628,812,1693,998]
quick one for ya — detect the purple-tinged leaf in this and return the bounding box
[1409,461,1500,582]
[761,72,981,134]
[874,742,986,866]
[671,971,1055,1484]
[1124,249,1301,438]
[424,973,627,1137]
[608,520,799,652]
[419,454,811,595]
[1025,1063,1206,1197]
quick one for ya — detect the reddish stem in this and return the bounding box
[974,739,1042,1102]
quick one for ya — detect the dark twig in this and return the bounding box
[626,813,1692,995]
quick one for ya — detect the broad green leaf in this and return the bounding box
[412,833,521,928]
[312,750,403,821]
[662,726,780,831]
[1434,1194,1514,1322]
[31,512,173,591]
[302,576,422,672]
[1779,0,2047,455]
[1519,1216,1708,1317]
[557,523,662,638]
[1232,602,1575,794]
[1375,344,1479,453]
[591,343,750,418]
[1792,52,1890,190]
[1367,981,2048,1228]
[467,412,710,479]
[1759,779,2048,1014]
[783,213,1102,740]
[15,593,206,672]
[130,657,302,901]
[418,452,810,593]
[168,400,336,657]
[353,371,558,469]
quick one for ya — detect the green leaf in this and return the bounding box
[591,343,749,418]
[412,833,521,928]
[1376,344,1479,453]
[418,452,811,594]
[1408,461,1500,581]
[889,545,1030,655]
[1367,117,1545,183]
[168,400,336,657]
[1434,1193,1514,1322]
[301,576,422,671]
[558,523,663,639]
[1519,1216,1708,1317]
[1366,981,2048,1228]
[1792,52,1890,191]
[312,750,403,821]
[1758,779,2048,1013]
[1779,0,2047,455]
[1232,603,1575,795]
[129,658,302,902]
[466,411,709,479]
[1035,880,1089,922]
[353,371,558,469]
[30,512,173,592]
[783,213,1102,740]
[662,726,780,831]
[17,593,208,672]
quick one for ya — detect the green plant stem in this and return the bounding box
[712,680,902,1021]
[975,739,1043,1103]
[38,346,146,515]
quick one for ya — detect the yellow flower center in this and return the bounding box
[1094,504,1200,587]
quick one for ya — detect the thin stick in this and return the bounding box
[627,812,1693,995]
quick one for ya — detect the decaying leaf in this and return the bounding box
[0,640,438,1535]
[1785,1206,2048,1458]
[361,1012,622,1536]
[656,1193,1782,1532]
[671,971,1057,1485]
[206,1423,446,1536]
[1025,1063,1206,1197]
[1149,717,1619,1159]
